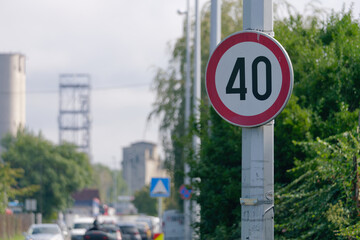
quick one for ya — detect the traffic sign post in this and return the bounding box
[206,0,292,239]
[150,177,170,231]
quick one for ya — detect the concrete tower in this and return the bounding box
[0,53,26,141]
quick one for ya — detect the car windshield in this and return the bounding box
[30,226,60,235]
[74,223,93,229]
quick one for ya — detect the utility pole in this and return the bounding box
[210,0,221,54]
[184,0,192,239]
[113,157,117,207]
[241,1,274,239]
[208,0,221,136]
[192,0,201,238]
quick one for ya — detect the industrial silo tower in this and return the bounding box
[0,53,26,142]
[58,74,91,159]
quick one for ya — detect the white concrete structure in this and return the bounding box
[0,53,26,142]
[241,1,275,239]
[122,141,166,195]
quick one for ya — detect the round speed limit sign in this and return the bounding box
[206,30,293,127]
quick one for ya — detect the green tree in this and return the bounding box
[286,12,360,117]
[132,185,157,216]
[90,163,127,204]
[149,0,246,238]
[274,96,313,182]
[149,0,244,214]
[0,163,39,213]
[112,169,128,200]
[275,129,360,239]
[149,30,186,211]
[1,129,92,220]
[272,8,360,239]
[191,110,242,239]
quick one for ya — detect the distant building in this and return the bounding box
[0,53,26,145]
[122,141,166,195]
[70,188,101,217]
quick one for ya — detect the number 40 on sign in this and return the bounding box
[206,30,293,128]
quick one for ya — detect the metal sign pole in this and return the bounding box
[184,0,192,239]
[241,0,274,239]
[210,0,221,54]
[192,0,201,238]
[158,197,162,224]
[241,124,274,239]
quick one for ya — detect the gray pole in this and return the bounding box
[208,0,221,134]
[210,0,221,53]
[192,0,201,238]
[194,1,201,115]
[184,0,192,239]
[241,0,274,239]
[158,197,162,223]
[113,157,117,206]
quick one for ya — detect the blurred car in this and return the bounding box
[70,217,94,240]
[83,224,122,240]
[135,222,151,240]
[24,223,64,240]
[117,223,141,240]
[136,216,160,239]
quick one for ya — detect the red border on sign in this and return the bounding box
[206,31,293,127]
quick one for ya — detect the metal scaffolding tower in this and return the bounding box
[58,73,91,159]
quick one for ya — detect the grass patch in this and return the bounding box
[1,234,24,240]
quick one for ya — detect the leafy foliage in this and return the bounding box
[273,10,360,182]
[148,0,245,214]
[0,163,39,213]
[275,130,360,239]
[273,8,360,239]
[191,110,242,240]
[90,164,128,204]
[1,129,92,219]
[149,24,187,211]
[132,185,157,216]
[273,96,312,182]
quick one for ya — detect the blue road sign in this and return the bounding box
[150,178,170,197]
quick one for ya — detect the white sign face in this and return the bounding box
[206,31,293,127]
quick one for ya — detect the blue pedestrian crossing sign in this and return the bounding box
[150,178,170,197]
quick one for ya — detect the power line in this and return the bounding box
[21,82,151,95]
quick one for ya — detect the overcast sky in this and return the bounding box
[0,0,359,169]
